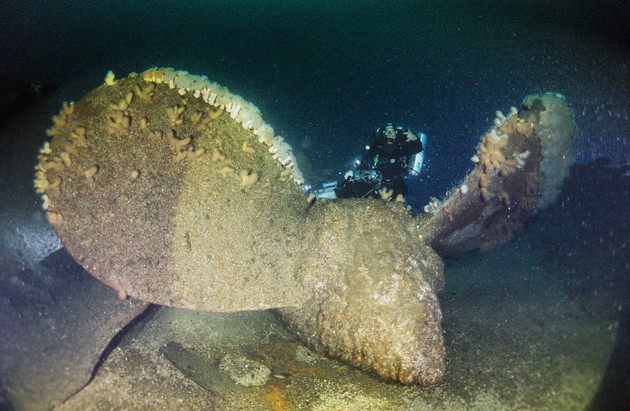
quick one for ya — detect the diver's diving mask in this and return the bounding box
[383,124,397,140]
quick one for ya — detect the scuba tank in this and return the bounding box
[407,132,427,176]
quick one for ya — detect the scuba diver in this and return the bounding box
[333,123,425,200]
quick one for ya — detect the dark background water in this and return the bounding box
[1,0,628,201]
[1,1,629,408]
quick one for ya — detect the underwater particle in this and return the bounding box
[84,165,99,184]
[104,70,116,86]
[240,169,259,187]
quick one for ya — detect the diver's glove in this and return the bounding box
[404,130,418,142]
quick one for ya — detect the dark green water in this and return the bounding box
[0,1,628,409]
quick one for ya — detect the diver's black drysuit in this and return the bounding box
[335,127,423,199]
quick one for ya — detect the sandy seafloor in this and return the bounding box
[1,1,629,409]
[49,215,627,410]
